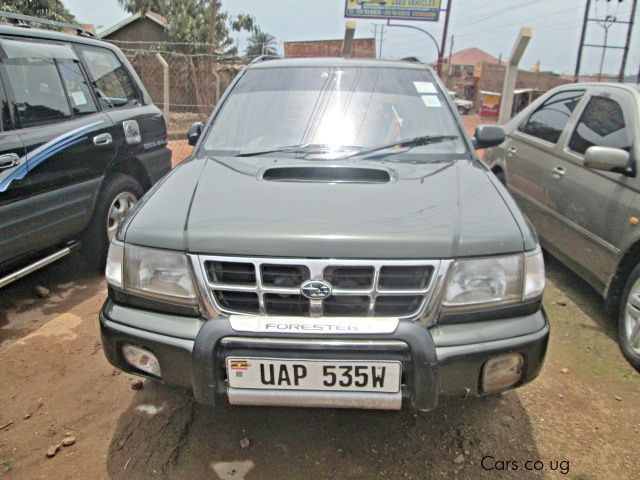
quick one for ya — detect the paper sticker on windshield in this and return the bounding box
[70,91,87,106]
[421,95,442,108]
[414,81,437,94]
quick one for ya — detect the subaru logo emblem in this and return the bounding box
[300,280,332,300]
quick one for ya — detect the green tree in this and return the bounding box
[0,0,76,23]
[117,0,255,55]
[245,28,277,60]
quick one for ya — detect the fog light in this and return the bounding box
[482,353,523,393]
[122,345,161,377]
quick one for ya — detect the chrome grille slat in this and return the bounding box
[255,262,266,315]
[193,255,451,323]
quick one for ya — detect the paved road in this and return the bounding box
[0,252,639,479]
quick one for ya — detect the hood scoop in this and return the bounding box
[261,166,392,184]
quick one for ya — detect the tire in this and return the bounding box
[618,263,640,371]
[82,174,143,271]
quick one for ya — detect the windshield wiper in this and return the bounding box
[339,135,458,160]
[235,143,337,157]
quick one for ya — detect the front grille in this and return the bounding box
[379,266,432,289]
[214,291,260,313]
[374,295,424,316]
[323,295,370,316]
[195,256,444,320]
[324,266,374,289]
[262,264,309,288]
[264,293,310,316]
[206,261,255,285]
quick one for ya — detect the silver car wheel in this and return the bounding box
[624,278,640,355]
[107,191,137,241]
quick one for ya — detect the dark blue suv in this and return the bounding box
[0,14,171,286]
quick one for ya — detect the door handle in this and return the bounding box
[0,153,20,170]
[552,166,566,178]
[93,133,113,146]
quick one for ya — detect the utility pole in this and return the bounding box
[619,0,638,82]
[575,0,592,81]
[379,23,385,58]
[597,14,616,81]
[437,0,454,76]
[576,0,636,82]
[446,34,454,87]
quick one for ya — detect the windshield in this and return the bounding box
[202,66,467,157]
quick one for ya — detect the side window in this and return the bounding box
[4,56,71,128]
[78,46,139,109]
[518,90,585,144]
[568,96,632,155]
[0,77,10,131]
[58,59,97,116]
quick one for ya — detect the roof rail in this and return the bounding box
[0,11,95,37]
[248,54,281,66]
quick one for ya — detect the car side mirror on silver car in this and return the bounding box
[473,125,505,150]
[583,146,630,174]
[187,122,205,146]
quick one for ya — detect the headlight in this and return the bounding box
[105,241,198,306]
[443,247,544,311]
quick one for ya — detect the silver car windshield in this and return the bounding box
[202,66,466,157]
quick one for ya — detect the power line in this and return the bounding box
[452,0,551,29]
[452,17,582,41]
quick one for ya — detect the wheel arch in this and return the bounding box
[105,157,152,193]
[606,240,640,314]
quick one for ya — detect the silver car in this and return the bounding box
[485,83,640,370]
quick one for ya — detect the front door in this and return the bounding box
[544,88,637,290]
[0,37,117,259]
[0,73,28,266]
[506,89,587,246]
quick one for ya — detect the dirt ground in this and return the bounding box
[0,114,639,479]
[0,252,639,480]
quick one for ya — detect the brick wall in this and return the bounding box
[284,38,376,58]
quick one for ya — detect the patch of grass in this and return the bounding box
[1,459,13,473]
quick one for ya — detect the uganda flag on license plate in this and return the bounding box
[230,360,249,370]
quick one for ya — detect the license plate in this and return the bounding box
[227,357,401,393]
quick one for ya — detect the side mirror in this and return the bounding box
[583,146,630,173]
[187,122,205,146]
[473,125,505,150]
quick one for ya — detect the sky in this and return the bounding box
[63,0,640,77]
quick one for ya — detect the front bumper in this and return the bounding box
[100,300,549,411]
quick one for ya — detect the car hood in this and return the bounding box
[124,155,527,259]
